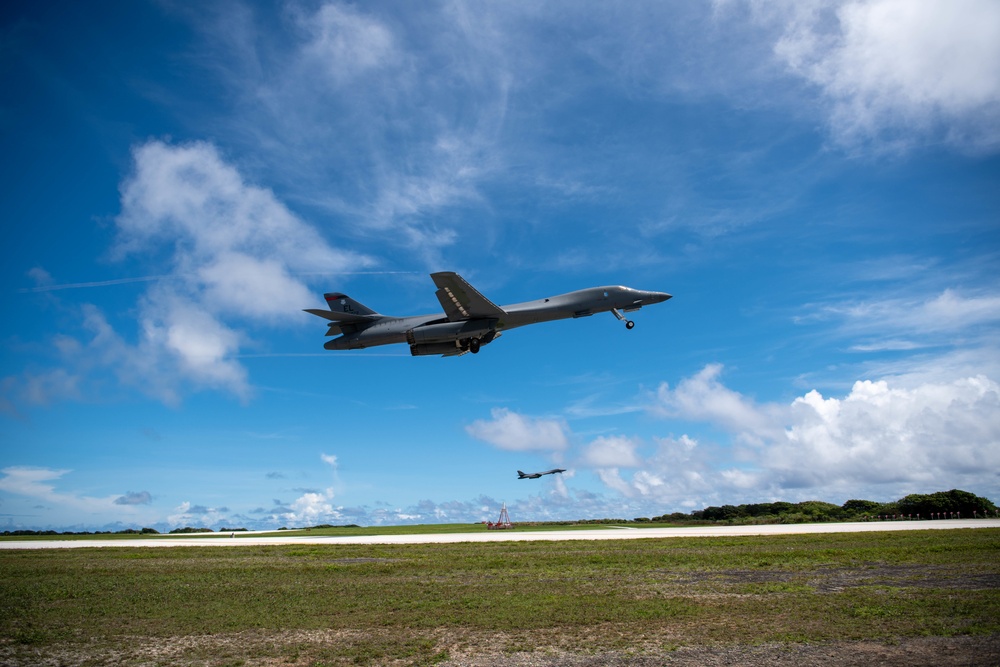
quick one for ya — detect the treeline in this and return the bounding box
[1,526,249,537]
[168,527,250,534]
[3,489,996,536]
[1,527,162,537]
[645,489,998,525]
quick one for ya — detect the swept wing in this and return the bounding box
[431,271,506,321]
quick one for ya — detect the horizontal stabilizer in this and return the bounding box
[304,292,380,323]
[303,308,373,323]
[431,272,506,322]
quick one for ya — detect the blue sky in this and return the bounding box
[2,0,998,531]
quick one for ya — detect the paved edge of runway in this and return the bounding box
[1,519,998,549]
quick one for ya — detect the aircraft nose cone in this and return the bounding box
[649,291,672,303]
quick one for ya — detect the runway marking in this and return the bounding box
[1,519,997,549]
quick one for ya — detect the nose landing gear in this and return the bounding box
[612,308,635,330]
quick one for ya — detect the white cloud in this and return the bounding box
[466,408,569,452]
[0,467,129,515]
[298,3,399,86]
[168,501,230,528]
[155,293,248,393]
[581,435,642,468]
[638,365,1000,503]
[652,364,787,445]
[771,0,1000,151]
[826,288,1000,336]
[115,140,363,291]
[177,3,516,265]
[21,139,375,405]
[800,287,1000,383]
[771,375,1000,488]
[0,466,72,499]
[288,489,337,523]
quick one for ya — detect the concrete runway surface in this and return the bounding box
[2,519,997,549]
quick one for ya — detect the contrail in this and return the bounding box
[19,270,421,293]
[236,352,410,358]
[18,275,169,293]
[296,271,422,276]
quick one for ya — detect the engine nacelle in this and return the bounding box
[324,335,364,350]
[405,319,496,346]
[409,342,463,356]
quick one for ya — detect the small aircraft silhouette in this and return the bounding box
[517,468,566,479]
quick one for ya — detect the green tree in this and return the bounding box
[842,499,882,515]
[898,489,997,517]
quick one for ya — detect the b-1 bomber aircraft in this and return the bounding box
[305,271,671,357]
[517,468,567,479]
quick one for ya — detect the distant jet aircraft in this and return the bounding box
[518,468,567,479]
[305,272,671,357]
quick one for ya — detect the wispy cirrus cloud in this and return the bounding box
[799,287,1000,361]
[0,467,136,515]
[179,2,510,265]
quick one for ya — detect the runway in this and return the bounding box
[1,519,997,548]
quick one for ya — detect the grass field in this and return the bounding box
[1,528,997,665]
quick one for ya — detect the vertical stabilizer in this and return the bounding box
[324,293,378,318]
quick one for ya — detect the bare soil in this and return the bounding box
[446,635,1000,666]
[3,630,997,666]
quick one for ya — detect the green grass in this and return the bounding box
[0,529,997,665]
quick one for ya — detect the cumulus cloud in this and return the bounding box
[466,408,570,452]
[632,365,1000,505]
[517,364,1000,511]
[770,0,1000,152]
[167,501,231,527]
[770,376,1000,488]
[250,489,338,527]
[463,360,999,510]
[581,435,642,468]
[652,364,787,445]
[20,139,374,406]
[252,454,342,527]
[115,140,363,311]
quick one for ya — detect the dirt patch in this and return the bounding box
[2,630,997,666]
[664,564,1000,592]
[443,635,1000,666]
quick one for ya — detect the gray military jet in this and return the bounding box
[305,271,671,357]
[517,468,567,479]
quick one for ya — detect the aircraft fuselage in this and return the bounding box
[311,274,671,357]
